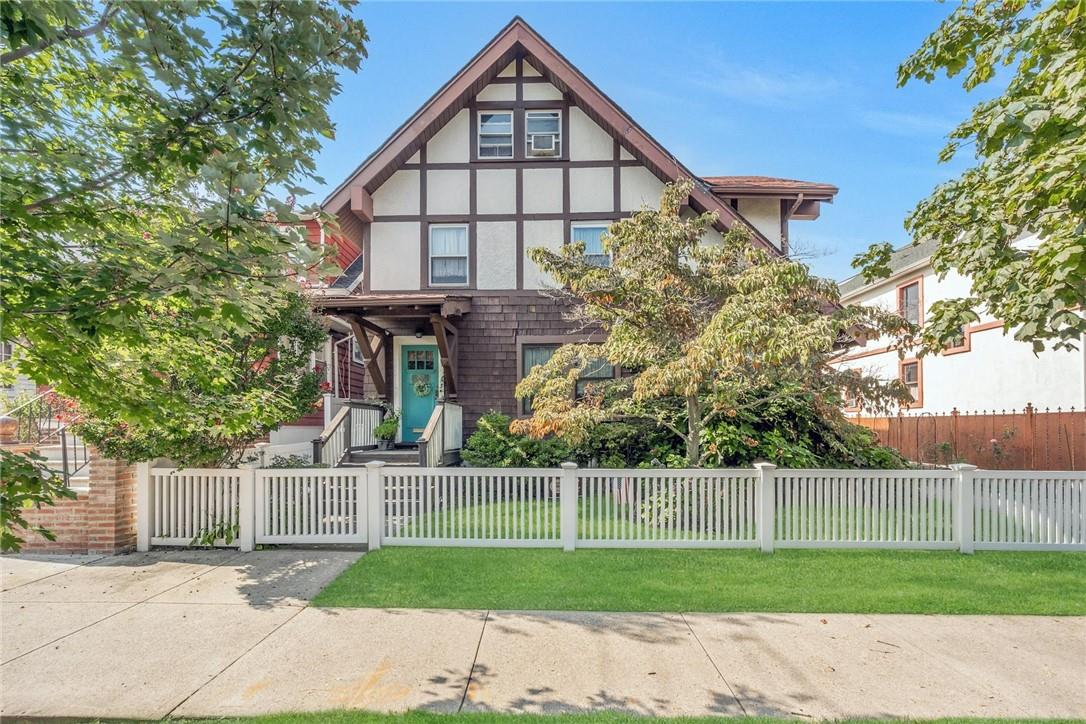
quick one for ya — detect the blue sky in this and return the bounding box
[309,2,983,281]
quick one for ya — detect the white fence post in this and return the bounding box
[560,462,578,552]
[238,463,256,552]
[366,461,385,551]
[952,463,978,554]
[754,462,777,553]
[136,462,152,552]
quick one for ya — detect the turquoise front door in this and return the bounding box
[401,345,439,443]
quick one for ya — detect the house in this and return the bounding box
[304,17,838,461]
[833,238,1086,415]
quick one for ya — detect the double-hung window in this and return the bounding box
[898,280,921,325]
[900,360,921,407]
[521,344,559,413]
[572,224,610,268]
[525,110,561,156]
[429,225,469,286]
[478,111,513,158]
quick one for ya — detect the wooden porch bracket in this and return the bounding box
[346,315,388,399]
[430,313,458,399]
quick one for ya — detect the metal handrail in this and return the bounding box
[0,390,52,418]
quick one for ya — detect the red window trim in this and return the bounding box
[899,357,923,409]
[896,275,924,327]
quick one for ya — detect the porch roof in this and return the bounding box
[313,293,471,319]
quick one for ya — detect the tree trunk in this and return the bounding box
[685,394,702,467]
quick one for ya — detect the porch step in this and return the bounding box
[341,447,420,467]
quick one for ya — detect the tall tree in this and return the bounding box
[0,1,367,548]
[1,0,366,418]
[855,0,1085,353]
[514,181,911,466]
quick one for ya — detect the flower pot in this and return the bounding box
[377,440,392,451]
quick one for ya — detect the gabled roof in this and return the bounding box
[321,16,778,252]
[702,176,839,200]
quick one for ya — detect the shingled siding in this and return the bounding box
[456,292,587,432]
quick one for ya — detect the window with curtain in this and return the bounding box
[521,344,559,413]
[429,225,468,285]
[572,225,610,267]
[478,111,513,158]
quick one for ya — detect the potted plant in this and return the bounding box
[373,410,399,450]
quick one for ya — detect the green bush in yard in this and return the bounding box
[461,412,570,468]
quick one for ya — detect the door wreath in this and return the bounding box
[411,373,432,397]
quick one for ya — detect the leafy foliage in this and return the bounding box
[74,292,326,467]
[0,1,367,540]
[856,0,1085,352]
[461,412,571,468]
[514,180,911,466]
[373,410,400,442]
[0,449,77,552]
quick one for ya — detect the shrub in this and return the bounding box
[461,412,570,468]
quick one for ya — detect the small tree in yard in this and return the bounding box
[0,1,369,548]
[514,180,912,467]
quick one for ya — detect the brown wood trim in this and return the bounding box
[488,75,551,84]
[373,212,629,223]
[396,160,642,170]
[612,139,621,214]
[562,165,571,247]
[419,144,428,289]
[899,357,923,409]
[468,101,478,163]
[430,313,458,398]
[345,315,387,399]
[516,167,524,289]
[836,344,893,363]
[362,223,372,293]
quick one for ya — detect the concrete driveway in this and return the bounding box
[2,550,1084,721]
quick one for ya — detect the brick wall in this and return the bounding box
[18,454,137,554]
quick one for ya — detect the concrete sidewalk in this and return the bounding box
[2,551,1083,721]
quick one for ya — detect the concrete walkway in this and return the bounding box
[2,551,1083,721]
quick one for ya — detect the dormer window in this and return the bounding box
[478,111,513,158]
[525,110,561,157]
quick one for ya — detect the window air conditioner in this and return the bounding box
[528,134,558,156]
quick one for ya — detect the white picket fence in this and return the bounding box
[136,463,1086,553]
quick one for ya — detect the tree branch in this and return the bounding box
[1,3,120,65]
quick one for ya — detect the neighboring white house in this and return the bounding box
[834,239,1086,414]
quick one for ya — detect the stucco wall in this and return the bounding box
[427,169,470,215]
[836,266,1086,413]
[476,221,518,289]
[427,109,469,163]
[523,220,564,289]
[477,168,516,214]
[569,106,612,161]
[737,198,781,249]
[370,221,420,290]
[372,170,419,216]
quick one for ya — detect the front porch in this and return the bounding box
[311,293,471,467]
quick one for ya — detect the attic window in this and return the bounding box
[478,111,513,158]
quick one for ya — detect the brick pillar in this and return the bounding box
[18,452,137,554]
[84,456,137,554]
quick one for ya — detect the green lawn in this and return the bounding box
[161,712,1084,724]
[312,547,1086,615]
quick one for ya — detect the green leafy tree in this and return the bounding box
[855,0,1085,352]
[74,292,326,467]
[0,1,368,548]
[514,180,912,467]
